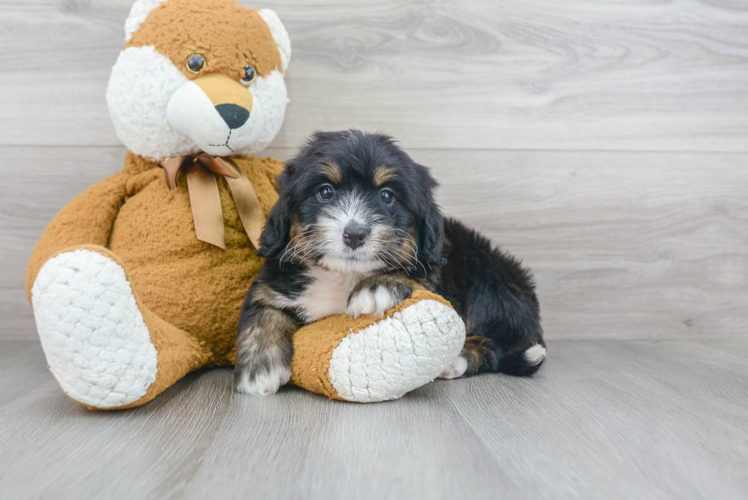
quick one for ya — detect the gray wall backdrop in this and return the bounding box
[1,0,746,340]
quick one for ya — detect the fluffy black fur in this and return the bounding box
[235,130,544,394]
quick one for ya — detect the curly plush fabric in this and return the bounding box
[33,249,159,408]
[329,298,465,402]
[109,0,290,160]
[27,154,283,368]
[290,291,465,402]
[26,0,466,409]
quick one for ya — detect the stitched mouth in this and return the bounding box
[208,130,235,152]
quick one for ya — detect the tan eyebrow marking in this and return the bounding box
[318,162,342,184]
[373,165,397,187]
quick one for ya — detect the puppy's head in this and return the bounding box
[259,130,444,275]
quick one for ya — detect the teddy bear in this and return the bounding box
[25,0,466,409]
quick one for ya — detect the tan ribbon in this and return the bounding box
[159,154,263,250]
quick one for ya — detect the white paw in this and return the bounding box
[438,356,468,379]
[235,364,291,396]
[524,344,547,366]
[347,286,400,318]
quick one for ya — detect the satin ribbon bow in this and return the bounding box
[159,153,263,250]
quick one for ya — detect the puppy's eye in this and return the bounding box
[186,54,205,74]
[318,185,335,201]
[241,64,257,85]
[380,188,395,205]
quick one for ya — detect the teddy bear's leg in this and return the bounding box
[30,245,208,410]
[290,290,466,403]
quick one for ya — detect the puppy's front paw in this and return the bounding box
[346,286,401,318]
[347,275,413,318]
[438,356,468,379]
[235,363,291,396]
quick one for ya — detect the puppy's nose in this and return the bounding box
[216,103,250,129]
[343,223,370,250]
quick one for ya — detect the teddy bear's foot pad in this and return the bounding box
[31,249,158,408]
[329,299,466,403]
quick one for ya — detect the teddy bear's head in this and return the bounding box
[107,0,291,161]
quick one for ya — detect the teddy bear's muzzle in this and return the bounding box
[166,73,257,156]
[215,104,250,129]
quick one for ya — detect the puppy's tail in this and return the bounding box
[462,335,547,377]
[495,343,547,376]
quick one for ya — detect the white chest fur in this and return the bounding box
[294,266,368,323]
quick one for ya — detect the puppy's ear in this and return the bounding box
[257,166,294,259]
[418,201,445,267]
[414,163,445,267]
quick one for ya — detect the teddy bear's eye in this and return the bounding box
[241,64,257,85]
[186,54,205,74]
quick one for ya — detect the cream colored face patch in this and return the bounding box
[125,0,283,82]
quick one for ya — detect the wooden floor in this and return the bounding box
[1,0,747,498]
[1,338,747,499]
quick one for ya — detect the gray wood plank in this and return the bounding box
[1,0,747,151]
[1,339,747,499]
[0,145,123,340]
[3,146,746,341]
[0,341,50,408]
[413,148,748,341]
[0,146,124,292]
[0,288,35,340]
[432,340,748,500]
[0,341,234,500]
[184,381,520,500]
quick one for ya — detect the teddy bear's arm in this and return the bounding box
[25,173,128,303]
[290,290,466,402]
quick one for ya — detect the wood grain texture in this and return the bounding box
[0,0,747,151]
[429,340,748,500]
[0,145,122,339]
[1,339,746,499]
[2,1,746,497]
[3,146,746,340]
[0,341,235,500]
[416,148,748,340]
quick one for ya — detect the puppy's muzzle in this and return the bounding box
[343,223,370,250]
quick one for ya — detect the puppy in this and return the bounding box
[235,130,546,395]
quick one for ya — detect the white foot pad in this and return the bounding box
[329,300,466,403]
[438,356,468,379]
[31,249,158,408]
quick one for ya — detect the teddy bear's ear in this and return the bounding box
[124,0,168,42]
[259,9,292,72]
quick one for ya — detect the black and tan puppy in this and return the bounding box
[235,130,546,395]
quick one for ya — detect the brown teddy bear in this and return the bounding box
[25,0,466,409]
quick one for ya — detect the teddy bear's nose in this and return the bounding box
[215,103,250,129]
